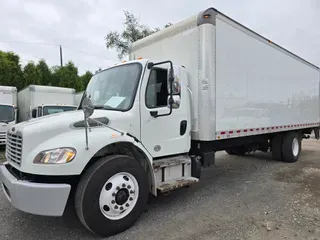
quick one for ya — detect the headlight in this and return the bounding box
[33,148,76,164]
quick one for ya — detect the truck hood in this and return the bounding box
[11,109,133,138]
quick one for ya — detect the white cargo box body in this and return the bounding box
[75,91,84,106]
[0,86,17,106]
[130,8,320,141]
[18,85,76,122]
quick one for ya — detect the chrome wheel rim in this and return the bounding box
[99,172,139,220]
[292,138,299,157]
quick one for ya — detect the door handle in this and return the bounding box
[180,120,187,135]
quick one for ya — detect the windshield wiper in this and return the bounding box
[93,105,105,109]
[94,105,118,110]
[0,120,9,124]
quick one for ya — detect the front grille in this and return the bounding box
[6,133,23,166]
[0,132,6,139]
[0,132,6,144]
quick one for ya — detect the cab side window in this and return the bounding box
[31,108,37,118]
[146,68,169,108]
[38,106,42,117]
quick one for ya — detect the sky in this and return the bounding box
[0,0,319,74]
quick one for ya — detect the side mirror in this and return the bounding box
[31,108,37,118]
[82,97,94,119]
[167,66,175,108]
[168,95,180,109]
[148,60,175,118]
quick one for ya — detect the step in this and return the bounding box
[157,177,199,193]
[153,155,191,171]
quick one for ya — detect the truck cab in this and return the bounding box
[0,103,17,145]
[0,59,196,237]
[0,86,18,145]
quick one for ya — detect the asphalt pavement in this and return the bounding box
[0,140,319,240]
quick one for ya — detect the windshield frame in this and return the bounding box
[0,104,15,122]
[80,62,144,112]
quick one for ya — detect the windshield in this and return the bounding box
[85,63,142,111]
[0,105,15,122]
[43,106,77,116]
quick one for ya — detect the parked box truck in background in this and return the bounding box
[0,7,320,237]
[75,91,84,106]
[17,85,77,122]
[0,86,17,145]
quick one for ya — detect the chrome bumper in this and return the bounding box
[0,163,71,216]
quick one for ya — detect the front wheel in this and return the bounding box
[75,155,149,237]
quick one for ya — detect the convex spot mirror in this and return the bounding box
[82,97,94,119]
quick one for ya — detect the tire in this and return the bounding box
[225,149,235,155]
[75,155,149,237]
[271,134,283,161]
[281,132,301,163]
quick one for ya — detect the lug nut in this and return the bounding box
[115,205,118,209]
[111,200,115,204]
[129,197,133,201]
[130,190,134,194]
[122,183,126,187]
[112,193,116,197]
[125,203,129,207]
[116,186,120,190]
[127,185,131,189]
[120,206,124,211]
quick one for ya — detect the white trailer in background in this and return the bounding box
[0,7,319,237]
[75,91,84,106]
[17,85,77,122]
[0,86,17,145]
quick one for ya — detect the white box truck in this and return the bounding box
[17,85,78,122]
[0,86,17,145]
[0,7,319,237]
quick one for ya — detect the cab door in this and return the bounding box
[140,63,191,157]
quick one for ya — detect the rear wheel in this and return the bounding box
[271,134,283,161]
[75,155,149,237]
[282,132,301,162]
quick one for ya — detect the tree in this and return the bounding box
[23,61,42,86]
[105,10,172,59]
[80,71,93,90]
[0,51,24,90]
[0,50,93,91]
[37,59,52,86]
[52,61,83,91]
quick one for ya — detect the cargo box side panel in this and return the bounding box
[32,91,76,106]
[215,17,320,138]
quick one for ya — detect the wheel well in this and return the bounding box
[82,142,154,193]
